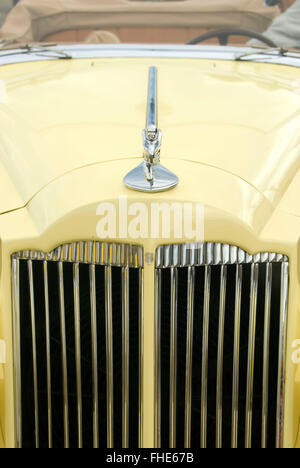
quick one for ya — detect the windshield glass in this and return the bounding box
[0,0,298,50]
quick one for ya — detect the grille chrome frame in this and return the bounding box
[155,243,289,449]
[156,243,288,268]
[12,241,143,449]
[14,242,144,268]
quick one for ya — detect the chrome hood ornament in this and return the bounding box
[124,67,179,193]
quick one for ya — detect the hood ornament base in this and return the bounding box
[124,162,178,193]
[124,66,179,193]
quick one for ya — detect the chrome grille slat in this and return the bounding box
[154,268,162,448]
[43,261,52,449]
[262,262,272,449]
[201,265,211,449]
[156,243,289,449]
[73,262,83,449]
[12,242,143,448]
[276,261,289,448]
[12,258,22,449]
[245,263,259,448]
[231,264,242,448]
[58,261,69,449]
[105,265,114,449]
[28,260,39,449]
[169,267,178,448]
[216,265,227,449]
[184,266,195,449]
[122,266,130,448]
[90,264,99,448]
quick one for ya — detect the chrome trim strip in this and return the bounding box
[169,267,178,449]
[216,265,227,448]
[154,269,162,448]
[156,244,288,268]
[14,242,143,269]
[43,261,52,449]
[146,66,158,137]
[231,264,242,449]
[122,266,130,448]
[105,266,114,448]
[245,263,259,449]
[73,262,83,449]
[184,267,195,449]
[201,265,211,449]
[58,261,69,449]
[1,44,300,69]
[276,261,289,448]
[28,260,39,449]
[262,262,272,449]
[90,264,99,448]
[12,258,22,448]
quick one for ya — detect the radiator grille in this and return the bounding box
[12,242,143,448]
[155,243,289,449]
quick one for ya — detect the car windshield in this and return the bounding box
[0,0,299,50]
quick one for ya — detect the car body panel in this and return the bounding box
[1,57,300,216]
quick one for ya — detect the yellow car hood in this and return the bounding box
[1,57,300,215]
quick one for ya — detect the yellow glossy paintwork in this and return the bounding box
[0,57,299,447]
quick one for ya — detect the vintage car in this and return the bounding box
[0,0,299,450]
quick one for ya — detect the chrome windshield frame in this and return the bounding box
[0,44,300,68]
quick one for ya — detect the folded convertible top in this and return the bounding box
[0,0,280,43]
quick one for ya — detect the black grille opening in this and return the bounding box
[158,262,285,449]
[18,258,141,448]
